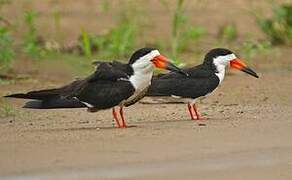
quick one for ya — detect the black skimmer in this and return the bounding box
[4,48,187,128]
[147,48,259,120]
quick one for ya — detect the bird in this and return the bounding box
[4,47,187,128]
[146,48,259,120]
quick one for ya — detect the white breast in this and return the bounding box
[215,65,225,84]
[213,53,236,84]
[129,60,154,91]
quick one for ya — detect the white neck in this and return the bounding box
[213,53,236,84]
[129,49,160,91]
[129,62,154,91]
[214,64,225,84]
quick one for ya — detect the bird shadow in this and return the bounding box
[25,119,209,133]
[29,125,138,133]
[136,118,207,126]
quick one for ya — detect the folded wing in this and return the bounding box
[5,62,135,109]
[147,65,220,98]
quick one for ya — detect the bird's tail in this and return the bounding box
[4,88,59,100]
[4,88,85,109]
[23,98,85,109]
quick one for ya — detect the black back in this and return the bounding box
[5,48,163,109]
[65,62,136,109]
[146,49,232,99]
[93,60,134,77]
[6,61,136,110]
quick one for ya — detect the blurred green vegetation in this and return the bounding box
[80,29,92,58]
[0,1,291,77]
[168,0,205,65]
[241,41,271,60]
[77,1,138,60]
[0,99,17,118]
[83,17,137,59]
[218,24,237,43]
[23,10,45,57]
[256,3,292,45]
[0,26,15,72]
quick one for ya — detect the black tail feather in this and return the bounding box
[4,93,32,98]
[4,88,61,100]
[4,88,86,109]
[23,98,85,109]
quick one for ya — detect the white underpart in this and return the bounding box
[73,97,94,108]
[213,53,236,84]
[171,95,182,99]
[125,50,161,104]
[129,50,160,91]
[170,95,201,104]
[81,101,94,108]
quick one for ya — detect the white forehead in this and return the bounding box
[131,49,160,69]
[141,50,160,60]
[213,53,236,65]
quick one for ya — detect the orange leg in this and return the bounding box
[119,106,127,128]
[192,104,205,120]
[112,108,121,128]
[187,103,197,120]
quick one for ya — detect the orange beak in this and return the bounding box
[151,55,188,76]
[230,58,259,78]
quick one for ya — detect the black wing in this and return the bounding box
[147,65,220,99]
[92,60,133,77]
[72,62,135,109]
[5,62,135,110]
[155,64,213,79]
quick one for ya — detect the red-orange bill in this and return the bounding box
[230,58,259,78]
[152,55,188,76]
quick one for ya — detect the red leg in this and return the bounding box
[119,106,127,128]
[112,108,121,128]
[187,103,197,120]
[192,104,205,120]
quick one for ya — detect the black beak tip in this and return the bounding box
[180,71,189,76]
[166,62,189,76]
[243,67,259,78]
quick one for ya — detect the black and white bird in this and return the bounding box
[4,48,186,128]
[147,48,259,120]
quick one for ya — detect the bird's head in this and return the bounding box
[129,48,187,75]
[204,48,259,78]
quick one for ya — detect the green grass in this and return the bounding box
[1,0,289,77]
[0,78,14,85]
[80,29,92,58]
[239,40,271,64]
[256,3,292,45]
[171,0,186,60]
[23,10,45,57]
[43,52,94,76]
[77,2,138,60]
[76,20,137,60]
[160,0,205,65]
[0,100,17,118]
[218,24,237,42]
[0,26,15,73]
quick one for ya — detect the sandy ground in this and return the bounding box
[1,0,292,179]
[0,70,292,179]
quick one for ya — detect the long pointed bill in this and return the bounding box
[230,58,259,78]
[151,55,188,76]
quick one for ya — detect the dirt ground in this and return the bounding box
[0,67,292,179]
[1,0,292,179]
